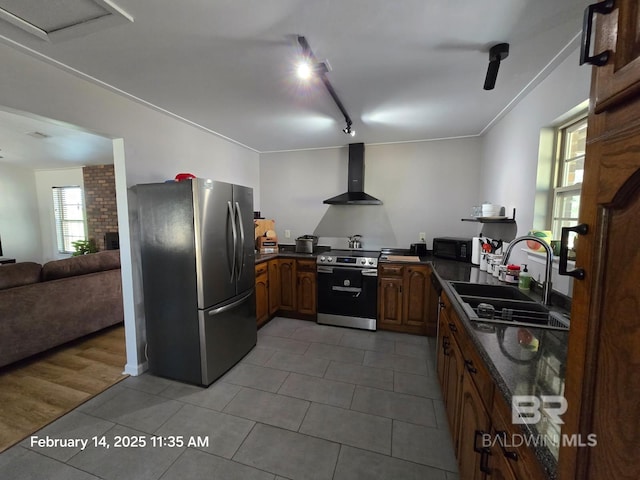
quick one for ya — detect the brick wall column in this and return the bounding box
[82,165,118,251]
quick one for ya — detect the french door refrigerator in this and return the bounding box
[137,178,256,386]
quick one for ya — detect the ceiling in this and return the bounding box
[0,109,113,169]
[0,0,588,156]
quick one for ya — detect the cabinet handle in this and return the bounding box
[439,301,446,310]
[480,448,492,474]
[559,223,589,279]
[473,431,492,474]
[495,430,518,461]
[579,0,614,66]
[465,360,477,374]
[448,322,457,332]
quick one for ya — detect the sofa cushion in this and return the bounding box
[42,250,121,281]
[0,262,42,290]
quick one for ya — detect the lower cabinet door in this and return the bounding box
[378,276,403,327]
[457,372,491,480]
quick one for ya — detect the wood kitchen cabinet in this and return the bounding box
[377,262,434,335]
[278,258,296,312]
[255,262,269,327]
[560,2,640,478]
[268,259,280,315]
[296,259,317,317]
[436,290,547,480]
[457,369,491,480]
[378,273,404,328]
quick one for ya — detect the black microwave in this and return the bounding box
[432,237,473,262]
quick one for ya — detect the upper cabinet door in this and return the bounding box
[590,0,640,111]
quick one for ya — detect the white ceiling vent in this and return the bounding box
[0,0,133,42]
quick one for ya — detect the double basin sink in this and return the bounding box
[448,282,570,330]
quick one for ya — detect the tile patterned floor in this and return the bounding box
[0,317,460,480]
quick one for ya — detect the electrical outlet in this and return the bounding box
[419,232,426,242]
[285,229,291,239]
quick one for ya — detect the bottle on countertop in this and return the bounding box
[505,264,521,284]
[518,264,531,290]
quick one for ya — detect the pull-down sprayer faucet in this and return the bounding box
[501,236,554,305]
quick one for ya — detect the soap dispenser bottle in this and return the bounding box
[518,264,531,291]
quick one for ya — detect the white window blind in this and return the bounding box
[52,186,86,254]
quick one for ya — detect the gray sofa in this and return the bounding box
[0,250,124,368]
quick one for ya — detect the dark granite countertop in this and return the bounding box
[430,258,567,479]
[254,248,566,477]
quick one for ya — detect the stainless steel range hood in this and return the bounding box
[323,143,382,205]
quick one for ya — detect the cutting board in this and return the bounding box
[383,255,421,262]
[254,219,275,239]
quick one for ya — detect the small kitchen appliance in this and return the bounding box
[410,243,428,256]
[295,235,318,253]
[433,237,473,262]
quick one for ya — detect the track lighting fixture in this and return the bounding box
[483,43,509,90]
[296,35,355,137]
[342,123,355,136]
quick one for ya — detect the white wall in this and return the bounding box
[0,43,260,375]
[33,168,85,263]
[480,46,591,295]
[0,162,41,262]
[260,138,483,250]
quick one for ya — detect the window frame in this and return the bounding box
[52,185,88,254]
[549,114,587,240]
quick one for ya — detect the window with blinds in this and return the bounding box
[52,186,87,254]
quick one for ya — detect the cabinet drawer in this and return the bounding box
[379,264,404,276]
[255,263,268,276]
[491,394,548,480]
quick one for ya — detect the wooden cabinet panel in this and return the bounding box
[377,262,436,335]
[255,264,269,327]
[296,271,316,315]
[592,0,640,112]
[491,394,547,480]
[402,265,429,332]
[457,371,491,480]
[560,4,640,479]
[378,276,404,327]
[268,259,280,315]
[445,329,464,453]
[278,259,296,312]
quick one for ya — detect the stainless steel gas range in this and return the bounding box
[316,250,379,331]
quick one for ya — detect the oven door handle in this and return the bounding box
[317,266,334,273]
[361,269,378,277]
[332,286,362,293]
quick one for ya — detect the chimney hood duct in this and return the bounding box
[323,143,382,205]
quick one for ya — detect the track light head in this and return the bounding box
[483,43,509,90]
[343,124,356,136]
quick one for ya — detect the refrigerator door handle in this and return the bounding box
[207,289,254,316]
[227,201,237,282]
[235,201,245,280]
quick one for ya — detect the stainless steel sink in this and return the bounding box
[447,281,570,330]
[449,281,532,301]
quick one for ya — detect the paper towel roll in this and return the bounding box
[471,237,482,265]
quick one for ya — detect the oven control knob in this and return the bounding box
[320,256,325,262]
[327,257,333,262]
[360,259,366,264]
[368,261,374,265]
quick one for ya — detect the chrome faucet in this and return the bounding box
[501,235,554,305]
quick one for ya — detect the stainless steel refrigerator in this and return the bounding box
[136,178,256,386]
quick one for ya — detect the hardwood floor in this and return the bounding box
[0,324,128,453]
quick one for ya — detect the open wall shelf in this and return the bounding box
[461,208,516,223]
